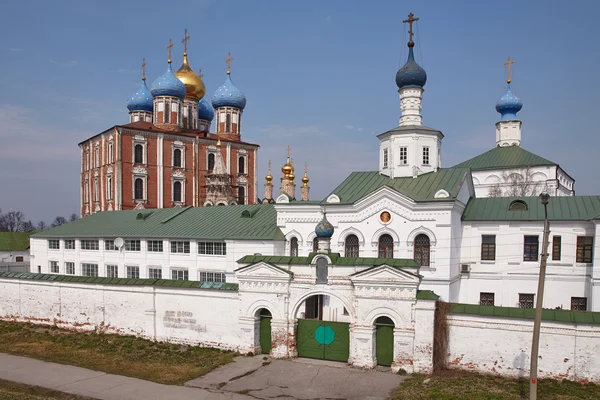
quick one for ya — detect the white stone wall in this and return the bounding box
[0,250,30,264]
[379,132,442,178]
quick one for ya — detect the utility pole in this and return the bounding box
[530,192,550,400]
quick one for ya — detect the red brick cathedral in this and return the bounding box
[79,33,258,217]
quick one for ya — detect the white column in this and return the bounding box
[413,299,436,373]
[270,318,291,358]
[349,325,376,368]
[157,135,164,208]
[399,88,424,126]
[393,329,416,373]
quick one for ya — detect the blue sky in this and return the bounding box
[0,0,598,223]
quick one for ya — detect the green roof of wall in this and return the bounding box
[416,290,440,300]
[0,271,239,290]
[325,168,470,204]
[0,232,35,251]
[462,196,600,221]
[31,205,285,240]
[237,253,420,268]
[453,146,555,171]
[451,303,600,325]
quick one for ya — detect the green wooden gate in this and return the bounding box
[297,319,349,362]
[259,314,272,355]
[375,317,394,366]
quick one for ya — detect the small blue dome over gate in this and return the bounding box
[496,84,523,121]
[396,47,427,90]
[127,79,153,112]
[315,214,334,238]
[212,73,247,110]
[198,97,214,121]
[151,64,186,99]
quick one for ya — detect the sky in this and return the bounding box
[0,0,599,224]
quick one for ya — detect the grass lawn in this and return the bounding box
[0,321,235,385]
[0,378,94,400]
[390,370,600,400]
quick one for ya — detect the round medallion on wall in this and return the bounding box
[380,211,391,224]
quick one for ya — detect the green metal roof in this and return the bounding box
[453,146,555,171]
[31,205,285,240]
[0,271,239,290]
[462,196,600,221]
[237,253,420,269]
[0,232,35,252]
[451,303,600,325]
[416,290,440,300]
[325,168,470,204]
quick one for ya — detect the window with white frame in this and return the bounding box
[126,266,140,279]
[81,263,98,277]
[48,240,60,250]
[383,149,388,168]
[105,240,117,251]
[173,148,183,168]
[198,241,226,255]
[173,180,183,203]
[65,262,75,275]
[81,240,99,251]
[134,144,144,164]
[238,156,246,174]
[237,186,245,205]
[94,178,99,202]
[84,179,89,203]
[65,240,75,250]
[147,240,163,252]
[50,261,59,273]
[106,265,118,278]
[422,147,430,165]
[148,267,162,279]
[106,176,113,200]
[134,177,145,201]
[207,152,215,171]
[124,239,141,252]
[199,271,226,283]
[399,146,407,165]
[171,269,189,280]
[108,142,114,163]
[171,241,190,254]
[95,147,100,168]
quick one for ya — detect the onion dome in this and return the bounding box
[151,63,186,99]
[302,172,309,187]
[198,97,215,121]
[396,46,427,90]
[174,53,206,100]
[315,213,334,238]
[281,157,294,177]
[127,79,153,112]
[496,83,523,121]
[212,72,247,110]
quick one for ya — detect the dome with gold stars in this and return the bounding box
[174,53,206,100]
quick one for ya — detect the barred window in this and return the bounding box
[399,146,407,165]
[414,234,430,266]
[481,235,496,261]
[383,149,389,168]
[65,240,75,250]
[519,293,534,308]
[313,237,318,253]
[48,240,60,250]
[199,271,226,283]
[50,261,59,274]
[290,237,299,257]
[106,265,118,278]
[105,240,117,251]
[124,239,141,252]
[148,267,162,279]
[422,147,430,165]
[171,241,190,254]
[379,234,394,258]
[65,262,75,275]
[81,263,98,277]
[345,234,360,258]
[552,236,561,261]
[576,236,593,263]
[480,292,495,306]
[523,236,539,261]
[81,240,99,251]
[126,266,139,279]
[198,241,226,255]
[171,269,189,280]
[571,297,587,311]
[147,240,163,252]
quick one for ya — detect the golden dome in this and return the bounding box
[302,173,309,185]
[288,172,295,181]
[174,53,206,100]
[266,172,273,182]
[281,158,294,176]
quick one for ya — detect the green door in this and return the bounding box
[375,321,394,366]
[297,319,349,362]
[260,315,272,355]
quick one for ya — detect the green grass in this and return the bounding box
[0,378,94,400]
[0,321,234,385]
[390,371,600,400]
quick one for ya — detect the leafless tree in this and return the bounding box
[0,211,25,232]
[488,166,543,197]
[51,216,67,227]
[37,221,48,231]
[22,220,35,232]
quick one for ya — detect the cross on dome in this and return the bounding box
[226,52,233,74]
[167,39,173,63]
[182,29,190,55]
[141,57,146,81]
[403,12,420,46]
[504,56,515,83]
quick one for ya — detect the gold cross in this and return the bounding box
[504,56,515,83]
[198,68,204,79]
[403,12,419,43]
[286,145,291,159]
[182,29,190,54]
[304,162,308,174]
[268,160,272,172]
[167,39,173,63]
[141,57,146,81]
[226,52,233,73]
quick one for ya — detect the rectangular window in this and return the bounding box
[481,235,496,261]
[576,236,594,263]
[106,176,113,200]
[171,269,189,280]
[65,240,75,250]
[105,240,117,251]
[399,147,407,165]
[81,240,99,251]
[170,241,190,254]
[48,240,60,250]
[383,149,388,168]
[198,241,227,256]
[106,265,118,278]
[422,147,430,165]
[552,236,561,261]
[148,240,163,252]
[571,297,587,311]
[480,292,495,306]
[49,261,59,274]
[81,263,98,277]
[65,262,75,275]
[126,266,140,279]
[15,256,24,262]
[519,293,535,308]
[523,235,539,261]
[124,239,141,252]
[199,271,226,283]
[108,143,114,163]
[148,267,162,279]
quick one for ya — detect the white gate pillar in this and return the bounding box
[349,325,376,368]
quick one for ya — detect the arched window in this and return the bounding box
[173,181,182,202]
[378,234,394,258]
[173,149,182,168]
[345,234,360,258]
[414,234,431,266]
[134,178,144,200]
[290,237,298,257]
[226,113,231,133]
[313,237,319,253]
[238,186,245,205]
[134,144,143,164]
[164,101,170,123]
[238,156,245,174]
[316,257,328,284]
[208,153,215,171]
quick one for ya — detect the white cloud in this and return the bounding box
[357,127,364,132]
[343,124,354,130]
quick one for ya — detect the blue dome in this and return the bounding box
[495,84,523,121]
[198,97,214,121]
[396,47,427,89]
[151,64,186,99]
[212,73,247,110]
[315,214,334,238]
[127,79,153,112]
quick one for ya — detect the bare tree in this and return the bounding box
[69,213,79,222]
[22,220,35,232]
[1,211,25,232]
[51,216,67,227]
[37,221,48,231]
[488,166,543,197]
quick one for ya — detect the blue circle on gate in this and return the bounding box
[315,326,335,345]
